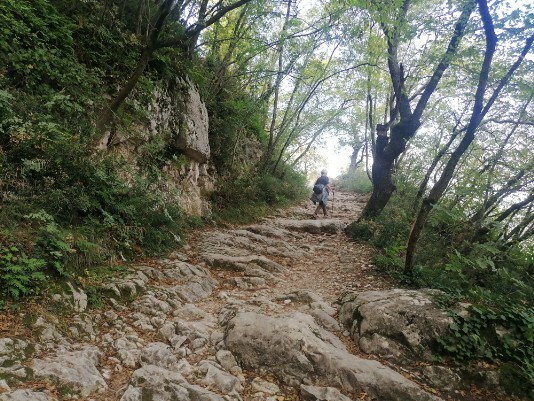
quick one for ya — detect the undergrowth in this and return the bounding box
[345,188,534,397]
[211,167,308,224]
[0,0,306,305]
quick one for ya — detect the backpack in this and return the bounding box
[313,183,325,195]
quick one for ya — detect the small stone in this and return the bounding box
[192,337,208,349]
[216,350,238,370]
[251,378,280,395]
[0,379,10,391]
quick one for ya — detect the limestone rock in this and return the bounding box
[32,346,107,397]
[34,316,66,345]
[140,342,180,369]
[422,366,462,392]
[120,365,225,401]
[300,385,352,401]
[62,282,88,312]
[174,304,207,320]
[338,289,453,363]
[203,254,286,273]
[224,311,441,401]
[173,78,210,163]
[274,290,322,304]
[0,338,31,381]
[310,308,340,331]
[114,337,141,368]
[245,225,297,239]
[199,361,242,394]
[216,350,239,371]
[272,219,344,234]
[0,389,57,401]
[251,378,280,395]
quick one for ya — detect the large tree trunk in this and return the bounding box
[362,0,477,218]
[361,124,396,217]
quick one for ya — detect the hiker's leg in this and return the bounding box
[314,204,321,216]
[322,204,327,216]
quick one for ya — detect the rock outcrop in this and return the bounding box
[338,289,453,363]
[224,311,441,401]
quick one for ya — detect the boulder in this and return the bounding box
[224,311,441,401]
[338,289,453,363]
[32,346,107,397]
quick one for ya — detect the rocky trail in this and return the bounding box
[0,192,507,401]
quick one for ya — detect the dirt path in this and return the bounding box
[190,191,390,304]
[0,191,508,401]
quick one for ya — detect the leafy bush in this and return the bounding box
[0,232,47,299]
[335,168,372,194]
[211,168,307,224]
[438,301,534,398]
[360,191,534,396]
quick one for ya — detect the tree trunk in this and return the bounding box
[95,0,253,143]
[413,129,461,211]
[405,0,499,274]
[262,0,292,169]
[361,124,396,217]
[96,48,153,136]
[405,30,534,273]
[362,0,477,218]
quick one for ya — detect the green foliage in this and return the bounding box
[0,233,46,299]
[361,191,534,396]
[85,286,104,309]
[438,301,534,398]
[345,220,375,242]
[24,210,74,276]
[191,59,267,174]
[212,169,307,224]
[335,168,372,194]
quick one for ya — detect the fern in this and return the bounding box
[0,246,46,299]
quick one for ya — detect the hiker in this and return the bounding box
[311,169,333,218]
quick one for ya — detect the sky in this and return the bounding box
[324,141,353,179]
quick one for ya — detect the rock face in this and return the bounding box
[120,365,226,401]
[0,338,31,382]
[148,77,210,163]
[224,311,441,401]
[0,389,57,401]
[172,78,210,163]
[338,289,453,363]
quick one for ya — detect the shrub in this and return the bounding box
[0,231,47,299]
[211,169,307,224]
[335,168,372,194]
[438,301,534,398]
